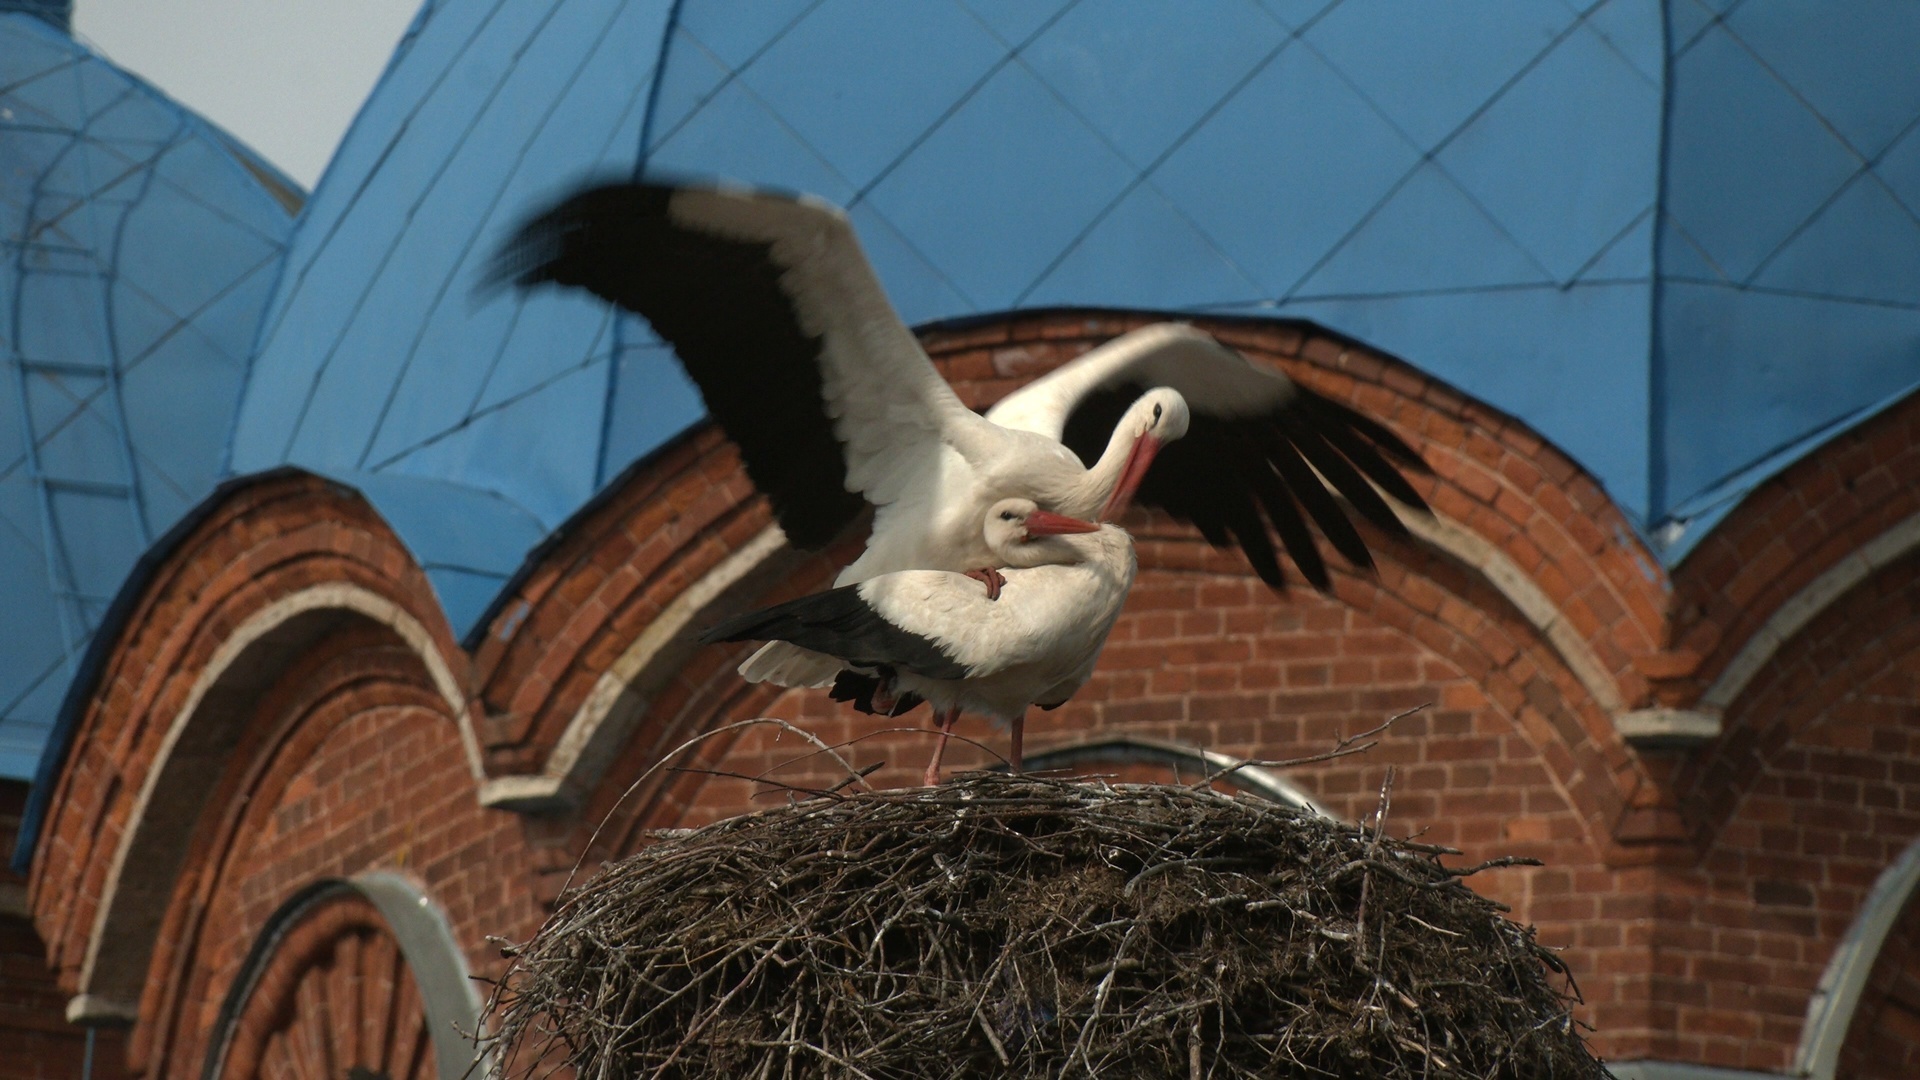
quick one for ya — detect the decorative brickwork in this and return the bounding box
[209,890,434,1080]
[13,312,1920,1076]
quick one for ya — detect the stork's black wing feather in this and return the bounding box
[1060,379,1431,591]
[491,182,864,549]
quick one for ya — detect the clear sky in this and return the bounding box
[73,0,420,190]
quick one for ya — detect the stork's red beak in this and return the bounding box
[1099,433,1163,520]
[1024,509,1100,536]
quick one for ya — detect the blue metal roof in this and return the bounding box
[0,12,298,778]
[229,0,692,636]
[230,0,1920,628]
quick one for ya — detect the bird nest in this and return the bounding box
[483,774,1609,1079]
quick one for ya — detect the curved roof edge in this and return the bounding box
[9,13,310,210]
[458,420,709,652]
[1658,376,1920,566]
[9,464,541,872]
[11,466,304,873]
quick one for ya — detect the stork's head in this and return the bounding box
[984,498,1102,568]
[1099,388,1190,519]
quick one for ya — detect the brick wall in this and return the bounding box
[0,779,129,1080]
[13,311,1920,1076]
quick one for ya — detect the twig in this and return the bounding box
[1195,704,1428,787]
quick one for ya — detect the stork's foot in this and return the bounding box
[1010,710,1025,775]
[963,567,1007,601]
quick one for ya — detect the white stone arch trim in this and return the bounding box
[479,526,791,810]
[1701,510,1920,713]
[198,873,484,1080]
[1792,835,1920,1079]
[69,583,484,1023]
[1396,511,1627,715]
[485,507,1634,811]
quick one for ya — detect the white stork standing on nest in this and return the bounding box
[702,500,1135,783]
[493,179,1431,691]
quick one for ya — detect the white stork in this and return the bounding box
[701,499,1135,784]
[494,179,1430,685]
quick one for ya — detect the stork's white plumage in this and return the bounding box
[497,180,1430,686]
[701,500,1136,784]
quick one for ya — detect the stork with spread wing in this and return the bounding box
[494,179,1430,690]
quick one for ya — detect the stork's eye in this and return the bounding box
[1000,510,1017,521]
[1152,403,1163,423]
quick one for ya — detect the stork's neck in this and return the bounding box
[1064,421,1141,519]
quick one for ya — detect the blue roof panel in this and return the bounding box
[1284,282,1655,516]
[600,332,703,488]
[0,13,297,778]
[1302,1,1577,151]
[1753,176,1920,306]
[648,78,858,204]
[738,0,1005,190]
[955,0,1073,46]
[1727,0,1920,159]
[866,62,1137,308]
[674,0,817,70]
[1663,25,1862,284]
[1150,42,1423,298]
[1023,0,1286,170]
[1434,21,1661,283]
[1296,162,1554,296]
[1657,283,1920,512]
[647,27,731,144]
[1025,182,1265,310]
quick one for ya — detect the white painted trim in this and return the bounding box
[352,871,487,1080]
[1399,511,1626,714]
[77,583,481,1007]
[1793,836,1920,1079]
[63,993,138,1027]
[1702,510,1920,712]
[1615,708,1722,748]
[479,526,789,810]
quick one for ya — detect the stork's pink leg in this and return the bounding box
[963,567,1006,600]
[923,707,960,786]
[1009,710,1025,774]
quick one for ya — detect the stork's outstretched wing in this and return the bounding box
[986,324,1431,589]
[492,180,989,548]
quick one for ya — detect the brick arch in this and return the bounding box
[582,522,1648,863]
[474,310,1669,819]
[129,625,466,1075]
[1830,867,1920,1079]
[1650,551,1920,1070]
[1668,386,1920,708]
[203,883,439,1080]
[1681,547,1920,840]
[24,471,480,1027]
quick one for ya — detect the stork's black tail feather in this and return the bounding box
[830,671,925,717]
[700,586,971,681]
